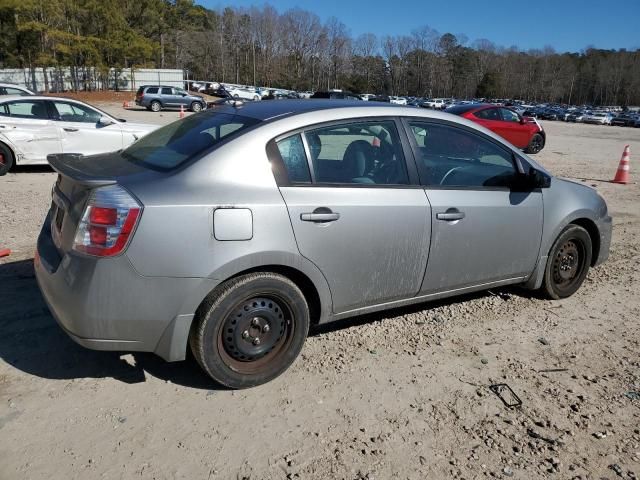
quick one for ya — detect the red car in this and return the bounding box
[446,104,546,154]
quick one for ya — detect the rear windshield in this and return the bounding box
[122,112,260,170]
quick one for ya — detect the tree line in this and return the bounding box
[1,0,639,105]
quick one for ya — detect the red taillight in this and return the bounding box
[73,185,142,257]
[90,207,118,225]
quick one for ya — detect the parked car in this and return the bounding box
[422,98,447,109]
[446,103,546,154]
[310,91,361,100]
[135,85,206,112]
[359,94,376,101]
[610,113,638,127]
[0,82,35,96]
[225,87,261,101]
[0,96,159,175]
[583,112,613,125]
[389,96,407,105]
[35,100,611,388]
[567,111,589,123]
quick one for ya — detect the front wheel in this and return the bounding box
[525,133,545,154]
[191,102,203,112]
[541,225,592,299]
[0,143,15,176]
[190,273,310,389]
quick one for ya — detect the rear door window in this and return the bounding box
[161,87,172,95]
[304,120,408,185]
[4,100,49,119]
[276,134,311,183]
[474,108,500,120]
[122,112,260,170]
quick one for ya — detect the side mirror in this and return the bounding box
[98,116,114,126]
[522,167,551,189]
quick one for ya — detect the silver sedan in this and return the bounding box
[35,100,612,388]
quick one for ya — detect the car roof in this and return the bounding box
[210,99,404,121]
[0,95,90,103]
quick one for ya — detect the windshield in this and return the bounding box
[122,111,260,170]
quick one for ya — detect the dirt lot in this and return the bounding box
[1,110,640,480]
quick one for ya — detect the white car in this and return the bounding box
[360,93,376,101]
[0,96,160,175]
[389,96,407,105]
[422,98,447,109]
[225,87,261,101]
[583,112,613,125]
[0,83,35,96]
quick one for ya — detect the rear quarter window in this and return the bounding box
[122,112,260,170]
[146,87,159,94]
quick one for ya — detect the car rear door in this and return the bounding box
[272,119,431,314]
[0,99,61,163]
[161,87,177,107]
[49,100,123,155]
[403,119,543,294]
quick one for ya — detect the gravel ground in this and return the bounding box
[1,109,640,480]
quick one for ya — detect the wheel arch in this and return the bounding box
[569,217,600,267]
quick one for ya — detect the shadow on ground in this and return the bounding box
[0,258,537,390]
[0,259,215,390]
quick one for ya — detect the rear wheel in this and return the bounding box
[190,273,310,389]
[0,143,15,176]
[150,101,162,112]
[541,225,592,299]
[525,133,545,154]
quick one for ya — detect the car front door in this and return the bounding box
[404,119,543,294]
[0,99,61,164]
[274,119,431,314]
[497,108,529,148]
[50,101,123,155]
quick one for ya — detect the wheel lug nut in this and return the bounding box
[253,338,261,346]
[242,330,249,339]
[263,324,270,333]
[251,318,260,327]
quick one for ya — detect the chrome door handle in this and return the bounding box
[63,127,79,132]
[436,210,465,221]
[300,211,340,222]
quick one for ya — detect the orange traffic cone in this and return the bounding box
[179,104,185,119]
[0,248,10,258]
[612,145,631,184]
[123,101,128,109]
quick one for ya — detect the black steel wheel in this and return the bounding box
[525,133,545,154]
[541,225,592,299]
[0,143,14,176]
[190,272,309,388]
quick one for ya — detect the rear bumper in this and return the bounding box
[35,216,215,361]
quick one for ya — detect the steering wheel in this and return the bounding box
[440,166,470,185]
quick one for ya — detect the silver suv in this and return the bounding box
[135,85,206,112]
[35,101,612,388]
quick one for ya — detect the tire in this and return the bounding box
[0,142,15,176]
[253,95,259,101]
[150,101,162,112]
[190,102,203,112]
[233,94,240,99]
[525,133,545,154]
[541,225,592,299]
[190,272,310,389]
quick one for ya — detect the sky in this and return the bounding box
[200,0,640,53]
